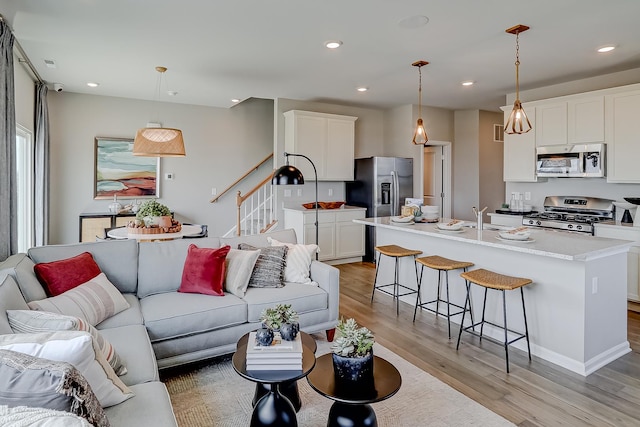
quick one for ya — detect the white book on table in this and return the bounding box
[246,356,302,364]
[246,332,303,354]
[246,363,303,371]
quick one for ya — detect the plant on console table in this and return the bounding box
[257,304,300,344]
[136,199,171,227]
[330,318,375,382]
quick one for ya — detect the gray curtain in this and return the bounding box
[0,20,16,261]
[34,82,49,246]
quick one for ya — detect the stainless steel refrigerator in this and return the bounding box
[346,156,413,261]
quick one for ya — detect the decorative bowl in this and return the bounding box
[498,227,531,241]
[436,220,463,231]
[319,201,345,209]
[391,215,414,223]
[302,202,318,209]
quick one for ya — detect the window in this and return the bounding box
[16,124,34,252]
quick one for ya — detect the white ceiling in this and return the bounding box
[2,0,640,111]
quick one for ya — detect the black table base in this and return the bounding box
[250,384,298,427]
[253,381,301,412]
[328,402,377,427]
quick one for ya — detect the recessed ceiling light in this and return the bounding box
[86,82,99,88]
[597,46,616,53]
[231,98,240,103]
[44,59,57,69]
[167,90,178,96]
[461,81,474,86]
[325,40,343,49]
[356,87,368,92]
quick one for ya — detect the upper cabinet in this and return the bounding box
[535,97,604,146]
[503,106,538,182]
[536,103,567,146]
[284,110,358,181]
[606,90,640,183]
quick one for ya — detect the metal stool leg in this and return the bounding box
[456,279,470,350]
[502,289,510,373]
[413,264,425,322]
[371,252,382,303]
[521,287,532,361]
[445,270,452,339]
[463,267,475,331]
[394,256,400,315]
[479,287,488,343]
[435,270,442,318]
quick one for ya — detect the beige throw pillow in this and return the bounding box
[267,237,318,285]
[224,248,261,297]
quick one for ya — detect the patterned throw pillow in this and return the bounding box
[267,237,318,285]
[27,272,130,326]
[238,243,288,288]
[33,252,102,296]
[0,349,108,427]
[7,310,127,376]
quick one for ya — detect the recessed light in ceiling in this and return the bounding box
[44,59,57,69]
[597,46,616,53]
[461,81,474,87]
[167,91,178,96]
[356,87,368,92]
[231,98,240,103]
[398,15,429,29]
[86,82,99,88]
[325,40,343,49]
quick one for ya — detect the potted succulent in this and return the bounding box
[259,304,299,341]
[330,318,375,382]
[136,199,172,227]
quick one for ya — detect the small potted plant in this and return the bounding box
[136,199,172,227]
[330,318,375,382]
[259,304,299,341]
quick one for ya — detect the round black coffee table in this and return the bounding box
[307,353,401,427]
[233,331,316,427]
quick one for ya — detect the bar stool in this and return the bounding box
[372,245,422,315]
[413,255,474,339]
[456,268,532,373]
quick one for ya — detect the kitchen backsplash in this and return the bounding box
[506,178,640,221]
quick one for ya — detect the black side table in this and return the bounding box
[233,332,316,427]
[307,353,402,427]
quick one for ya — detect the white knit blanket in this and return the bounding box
[0,405,91,427]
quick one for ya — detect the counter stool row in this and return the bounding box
[372,244,533,372]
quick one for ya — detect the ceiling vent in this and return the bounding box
[44,59,57,69]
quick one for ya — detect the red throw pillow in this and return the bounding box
[34,252,102,296]
[179,244,231,296]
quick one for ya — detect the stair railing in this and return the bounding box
[210,153,273,203]
[223,172,277,237]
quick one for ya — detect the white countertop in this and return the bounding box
[354,217,634,261]
[283,205,366,212]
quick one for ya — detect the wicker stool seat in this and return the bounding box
[413,256,474,338]
[456,268,532,373]
[372,245,422,315]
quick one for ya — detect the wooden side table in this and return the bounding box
[233,331,316,427]
[307,353,402,427]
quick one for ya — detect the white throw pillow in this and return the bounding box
[0,406,92,427]
[0,331,134,408]
[27,272,130,326]
[224,248,261,297]
[7,309,127,375]
[267,237,318,285]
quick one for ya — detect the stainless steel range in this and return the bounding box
[522,196,615,234]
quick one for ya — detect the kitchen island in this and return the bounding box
[355,217,634,376]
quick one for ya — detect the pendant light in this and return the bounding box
[133,66,186,157]
[504,24,532,135]
[412,60,429,145]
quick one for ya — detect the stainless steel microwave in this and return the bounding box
[536,143,605,178]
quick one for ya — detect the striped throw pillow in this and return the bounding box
[7,310,127,375]
[238,244,288,288]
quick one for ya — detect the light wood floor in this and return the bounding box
[337,262,640,427]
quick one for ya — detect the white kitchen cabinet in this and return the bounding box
[284,110,357,181]
[568,96,605,143]
[594,223,640,302]
[283,206,366,264]
[535,103,567,146]
[502,106,538,182]
[606,90,640,183]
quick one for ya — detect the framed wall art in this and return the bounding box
[94,137,160,199]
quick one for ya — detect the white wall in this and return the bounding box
[479,110,505,213]
[47,93,274,243]
[453,110,479,219]
[505,69,640,216]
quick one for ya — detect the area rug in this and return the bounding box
[163,334,515,427]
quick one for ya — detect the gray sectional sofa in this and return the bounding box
[0,228,340,426]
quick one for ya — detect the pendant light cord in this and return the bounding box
[514,31,520,100]
[418,65,423,119]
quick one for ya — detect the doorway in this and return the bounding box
[421,142,451,219]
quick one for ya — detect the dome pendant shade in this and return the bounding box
[272,165,305,185]
[133,127,186,157]
[412,118,428,145]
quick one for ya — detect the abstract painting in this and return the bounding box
[94,137,160,199]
